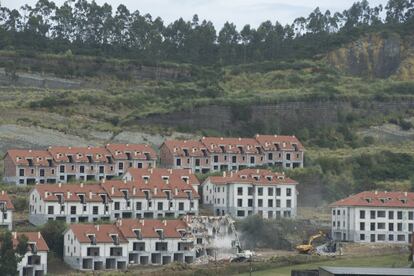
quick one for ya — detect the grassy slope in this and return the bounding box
[237,254,411,276]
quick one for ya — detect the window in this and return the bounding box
[158,202,163,211]
[258,199,263,207]
[40,169,45,177]
[237,187,243,196]
[276,188,281,196]
[195,159,200,166]
[360,210,365,219]
[377,223,385,230]
[397,223,403,232]
[237,210,245,217]
[80,166,85,173]
[258,188,263,196]
[19,169,24,177]
[213,156,218,163]
[268,188,273,196]
[286,153,291,160]
[397,211,403,220]
[360,222,365,231]
[119,162,124,170]
[179,202,184,211]
[360,234,365,241]
[93,206,98,215]
[268,199,273,207]
[248,199,253,207]
[370,210,376,219]
[71,206,76,215]
[237,199,243,207]
[389,223,394,231]
[232,156,237,163]
[136,202,142,210]
[389,211,394,219]
[248,187,253,196]
[333,210,336,215]
[99,166,104,174]
[286,200,291,208]
[276,200,281,207]
[115,202,120,210]
[286,188,292,197]
[60,165,65,173]
[389,234,394,241]
[409,223,413,232]
[48,206,54,215]
[377,211,386,218]
[397,235,405,241]
[377,234,385,241]
[370,223,375,231]
[250,156,255,164]
[409,212,414,220]
[268,153,273,160]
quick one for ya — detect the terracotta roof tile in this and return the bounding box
[12,232,49,251]
[116,219,190,239]
[330,191,414,208]
[5,149,53,167]
[255,134,304,151]
[207,169,298,186]
[162,140,208,157]
[105,144,157,160]
[0,191,14,210]
[34,183,109,203]
[69,224,127,244]
[48,146,112,163]
[201,137,262,154]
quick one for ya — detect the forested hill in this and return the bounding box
[0,0,413,66]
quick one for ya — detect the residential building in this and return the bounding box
[29,183,112,226]
[3,144,157,185]
[292,267,414,276]
[159,134,304,173]
[330,191,414,244]
[0,190,14,230]
[105,144,157,176]
[13,232,49,276]
[116,219,196,265]
[3,149,56,185]
[202,169,298,219]
[64,224,128,271]
[159,140,210,173]
[107,168,200,219]
[255,134,304,169]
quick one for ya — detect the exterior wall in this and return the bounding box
[202,180,297,219]
[331,206,414,244]
[3,154,17,183]
[159,145,175,169]
[0,210,13,230]
[263,150,304,169]
[17,251,48,276]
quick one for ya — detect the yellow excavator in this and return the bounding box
[296,231,326,254]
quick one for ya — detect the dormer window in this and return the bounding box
[87,156,93,163]
[220,146,226,153]
[156,229,164,240]
[400,198,408,204]
[67,155,74,163]
[253,176,260,181]
[178,229,186,239]
[186,191,193,200]
[110,234,119,245]
[27,159,34,167]
[165,191,172,200]
[293,144,298,151]
[162,176,169,181]
[142,176,149,182]
[28,243,37,254]
[274,143,281,151]
[88,234,96,245]
[126,152,132,160]
[241,175,247,179]
[266,176,273,181]
[277,176,284,180]
[182,176,189,184]
[78,194,86,204]
[133,229,142,240]
[365,198,372,203]
[183,149,189,157]
[121,190,129,200]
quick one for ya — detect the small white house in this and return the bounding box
[64,224,128,271]
[331,191,414,244]
[202,169,298,219]
[13,232,49,276]
[0,190,14,230]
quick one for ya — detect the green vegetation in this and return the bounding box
[0,231,28,276]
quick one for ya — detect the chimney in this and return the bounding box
[102,178,106,183]
[123,179,127,184]
[223,171,226,177]
[133,187,136,195]
[38,232,41,239]
[58,183,62,188]
[169,169,172,174]
[141,219,145,226]
[45,192,48,199]
[80,183,84,188]
[163,220,167,226]
[230,171,233,177]
[189,169,192,175]
[154,188,157,195]
[119,219,122,226]
[1,191,4,195]
[175,188,178,195]
[67,191,71,199]
[111,186,115,195]
[375,191,378,195]
[405,192,408,197]
[96,225,100,231]
[256,169,259,174]
[89,191,92,199]
[13,232,17,239]
[150,168,153,174]
[166,179,169,185]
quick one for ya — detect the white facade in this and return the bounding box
[0,207,13,230]
[331,206,414,244]
[202,170,298,219]
[14,232,48,276]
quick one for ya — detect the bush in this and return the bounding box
[11,196,28,212]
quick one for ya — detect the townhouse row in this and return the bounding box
[64,219,198,271]
[3,144,157,185]
[3,134,305,186]
[160,135,304,172]
[29,168,200,225]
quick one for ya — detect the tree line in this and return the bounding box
[0,0,413,65]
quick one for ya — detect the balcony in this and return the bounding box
[87,247,100,257]
[27,255,41,265]
[155,242,168,252]
[110,247,123,257]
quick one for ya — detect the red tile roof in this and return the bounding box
[116,219,190,239]
[105,144,157,160]
[69,224,127,244]
[201,137,261,154]
[255,134,304,151]
[162,140,208,157]
[0,191,14,210]
[12,232,49,251]
[207,169,298,186]
[5,149,53,166]
[330,191,414,208]
[33,183,109,203]
[48,146,111,163]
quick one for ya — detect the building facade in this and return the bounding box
[3,144,157,185]
[160,134,304,173]
[13,232,49,276]
[63,219,196,271]
[29,168,200,226]
[331,191,414,244]
[202,169,298,219]
[0,190,14,230]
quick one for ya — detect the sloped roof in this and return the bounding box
[12,232,49,252]
[201,137,261,154]
[105,144,157,160]
[48,146,111,163]
[255,134,304,151]
[162,140,208,157]
[5,149,52,166]
[33,183,109,203]
[0,191,14,210]
[69,224,127,244]
[330,191,414,208]
[116,219,190,239]
[207,169,298,186]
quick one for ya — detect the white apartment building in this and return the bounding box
[116,219,196,265]
[202,169,298,219]
[29,183,112,226]
[13,232,49,276]
[0,190,14,230]
[331,191,414,244]
[64,224,128,271]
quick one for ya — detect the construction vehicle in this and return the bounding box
[296,231,326,254]
[228,216,255,262]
